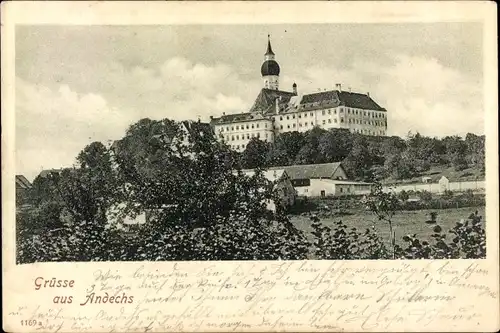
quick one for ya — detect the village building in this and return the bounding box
[210,36,388,152]
[269,162,373,197]
[16,175,32,206]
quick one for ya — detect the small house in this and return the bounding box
[438,176,450,193]
[270,162,372,197]
[16,175,32,206]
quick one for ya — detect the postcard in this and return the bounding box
[2,1,499,332]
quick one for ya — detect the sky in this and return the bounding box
[16,23,484,180]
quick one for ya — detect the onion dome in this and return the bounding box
[261,60,280,76]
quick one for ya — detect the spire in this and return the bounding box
[265,34,275,56]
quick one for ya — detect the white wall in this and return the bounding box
[383,180,486,194]
[295,179,372,197]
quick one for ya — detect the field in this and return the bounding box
[381,165,484,185]
[289,206,486,246]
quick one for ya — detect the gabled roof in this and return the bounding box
[15,175,32,189]
[299,90,386,111]
[210,111,271,125]
[181,120,214,136]
[270,162,344,180]
[249,88,295,113]
[38,169,64,178]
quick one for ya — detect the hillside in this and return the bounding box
[236,127,485,183]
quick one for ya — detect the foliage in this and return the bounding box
[310,215,389,260]
[16,118,487,263]
[241,137,271,169]
[362,183,400,257]
[239,128,484,182]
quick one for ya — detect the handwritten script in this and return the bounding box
[6,260,498,332]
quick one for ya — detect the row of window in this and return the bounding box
[352,128,386,135]
[226,132,270,141]
[220,122,269,132]
[273,108,386,121]
[344,108,385,118]
[347,119,386,126]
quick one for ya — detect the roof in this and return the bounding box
[241,168,288,182]
[38,169,64,178]
[321,179,373,185]
[249,88,295,113]
[270,162,344,181]
[15,175,32,189]
[181,120,214,136]
[210,111,271,125]
[299,90,386,111]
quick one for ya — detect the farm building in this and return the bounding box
[16,175,32,206]
[269,162,372,197]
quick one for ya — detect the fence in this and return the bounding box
[383,180,485,194]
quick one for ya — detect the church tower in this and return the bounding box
[260,35,280,90]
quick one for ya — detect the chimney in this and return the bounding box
[348,87,352,93]
[335,83,342,92]
[275,97,280,114]
[292,82,297,95]
[222,112,226,116]
[367,92,370,97]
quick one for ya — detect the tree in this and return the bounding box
[294,127,326,165]
[465,133,485,172]
[443,135,468,171]
[267,131,305,166]
[241,138,270,169]
[343,135,375,181]
[318,128,353,163]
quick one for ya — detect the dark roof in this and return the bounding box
[38,169,64,178]
[210,112,269,125]
[261,60,280,76]
[249,88,295,113]
[270,162,344,180]
[300,90,386,111]
[181,121,214,136]
[15,175,32,189]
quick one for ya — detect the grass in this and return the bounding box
[381,165,484,185]
[289,206,485,246]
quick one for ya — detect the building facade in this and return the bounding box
[210,37,388,152]
[268,162,372,197]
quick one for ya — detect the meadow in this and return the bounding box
[289,206,486,246]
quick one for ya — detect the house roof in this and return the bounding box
[181,120,214,136]
[249,88,296,114]
[321,179,373,185]
[300,90,386,111]
[38,169,64,178]
[210,111,271,125]
[270,162,344,181]
[15,175,32,189]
